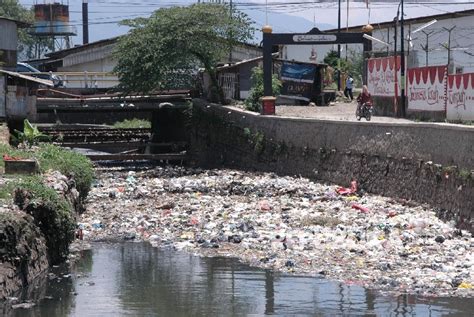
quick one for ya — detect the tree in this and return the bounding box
[114,3,254,102]
[0,0,35,58]
[323,49,364,87]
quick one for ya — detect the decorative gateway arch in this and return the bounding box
[261,26,372,114]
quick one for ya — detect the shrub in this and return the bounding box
[14,176,75,264]
[36,144,94,200]
[244,67,281,112]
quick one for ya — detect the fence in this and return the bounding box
[219,73,238,100]
[17,71,119,89]
[367,56,474,121]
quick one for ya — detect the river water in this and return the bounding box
[3,242,473,316]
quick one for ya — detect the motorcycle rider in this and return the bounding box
[357,85,373,113]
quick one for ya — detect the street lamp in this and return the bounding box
[363,34,390,47]
[412,19,437,34]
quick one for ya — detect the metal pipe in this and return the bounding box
[82,0,89,45]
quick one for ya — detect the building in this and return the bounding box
[32,37,263,89]
[283,9,474,74]
[0,17,54,122]
[0,17,29,71]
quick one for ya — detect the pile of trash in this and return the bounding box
[79,166,473,297]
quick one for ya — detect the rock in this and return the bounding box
[435,235,446,243]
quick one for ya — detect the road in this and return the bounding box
[275,101,414,123]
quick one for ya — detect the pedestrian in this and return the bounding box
[344,74,354,101]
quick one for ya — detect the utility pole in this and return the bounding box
[421,30,433,66]
[229,0,233,64]
[443,26,456,69]
[82,0,89,45]
[400,0,406,118]
[393,10,399,117]
[337,0,341,91]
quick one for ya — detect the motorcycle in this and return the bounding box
[356,102,373,121]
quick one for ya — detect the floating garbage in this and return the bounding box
[80,166,473,298]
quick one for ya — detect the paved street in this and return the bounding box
[275,101,414,123]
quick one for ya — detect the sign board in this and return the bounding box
[292,34,337,43]
[367,56,401,97]
[280,62,316,101]
[407,66,447,112]
[446,73,474,120]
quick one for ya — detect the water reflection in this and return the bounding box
[2,243,473,316]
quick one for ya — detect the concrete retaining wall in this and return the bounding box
[191,100,474,232]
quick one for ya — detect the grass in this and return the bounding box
[0,143,94,200]
[14,176,75,264]
[36,144,94,200]
[112,118,151,129]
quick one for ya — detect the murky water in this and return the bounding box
[3,243,473,316]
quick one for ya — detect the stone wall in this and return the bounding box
[191,100,474,232]
[0,210,49,299]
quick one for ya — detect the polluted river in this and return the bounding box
[3,166,474,316]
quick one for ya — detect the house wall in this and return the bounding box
[231,45,263,63]
[0,19,18,70]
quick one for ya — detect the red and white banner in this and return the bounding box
[447,73,474,121]
[407,66,447,112]
[367,56,401,97]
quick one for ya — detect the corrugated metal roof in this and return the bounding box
[0,70,54,87]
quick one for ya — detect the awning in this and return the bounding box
[0,70,54,87]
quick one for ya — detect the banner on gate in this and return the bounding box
[447,73,474,121]
[407,66,447,112]
[367,56,401,97]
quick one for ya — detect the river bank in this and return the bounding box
[80,166,473,298]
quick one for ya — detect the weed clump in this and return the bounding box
[14,176,75,264]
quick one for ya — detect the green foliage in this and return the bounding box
[13,119,50,146]
[114,3,254,100]
[323,50,348,71]
[244,67,281,112]
[324,49,364,87]
[0,143,33,169]
[0,143,94,199]
[14,176,75,264]
[112,118,151,129]
[345,49,365,87]
[36,144,94,200]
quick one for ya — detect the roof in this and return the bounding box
[324,9,474,33]
[46,36,120,59]
[217,54,328,71]
[0,70,54,87]
[217,55,265,71]
[0,17,30,28]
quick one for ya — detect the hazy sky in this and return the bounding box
[19,1,474,44]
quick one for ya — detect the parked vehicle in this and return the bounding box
[16,62,63,87]
[356,102,373,121]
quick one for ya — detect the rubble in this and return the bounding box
[80,166,473,297]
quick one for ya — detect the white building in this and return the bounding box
[35,37,263,89]
[283,9,474,74]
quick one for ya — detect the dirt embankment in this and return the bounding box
[1,170,86,300]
